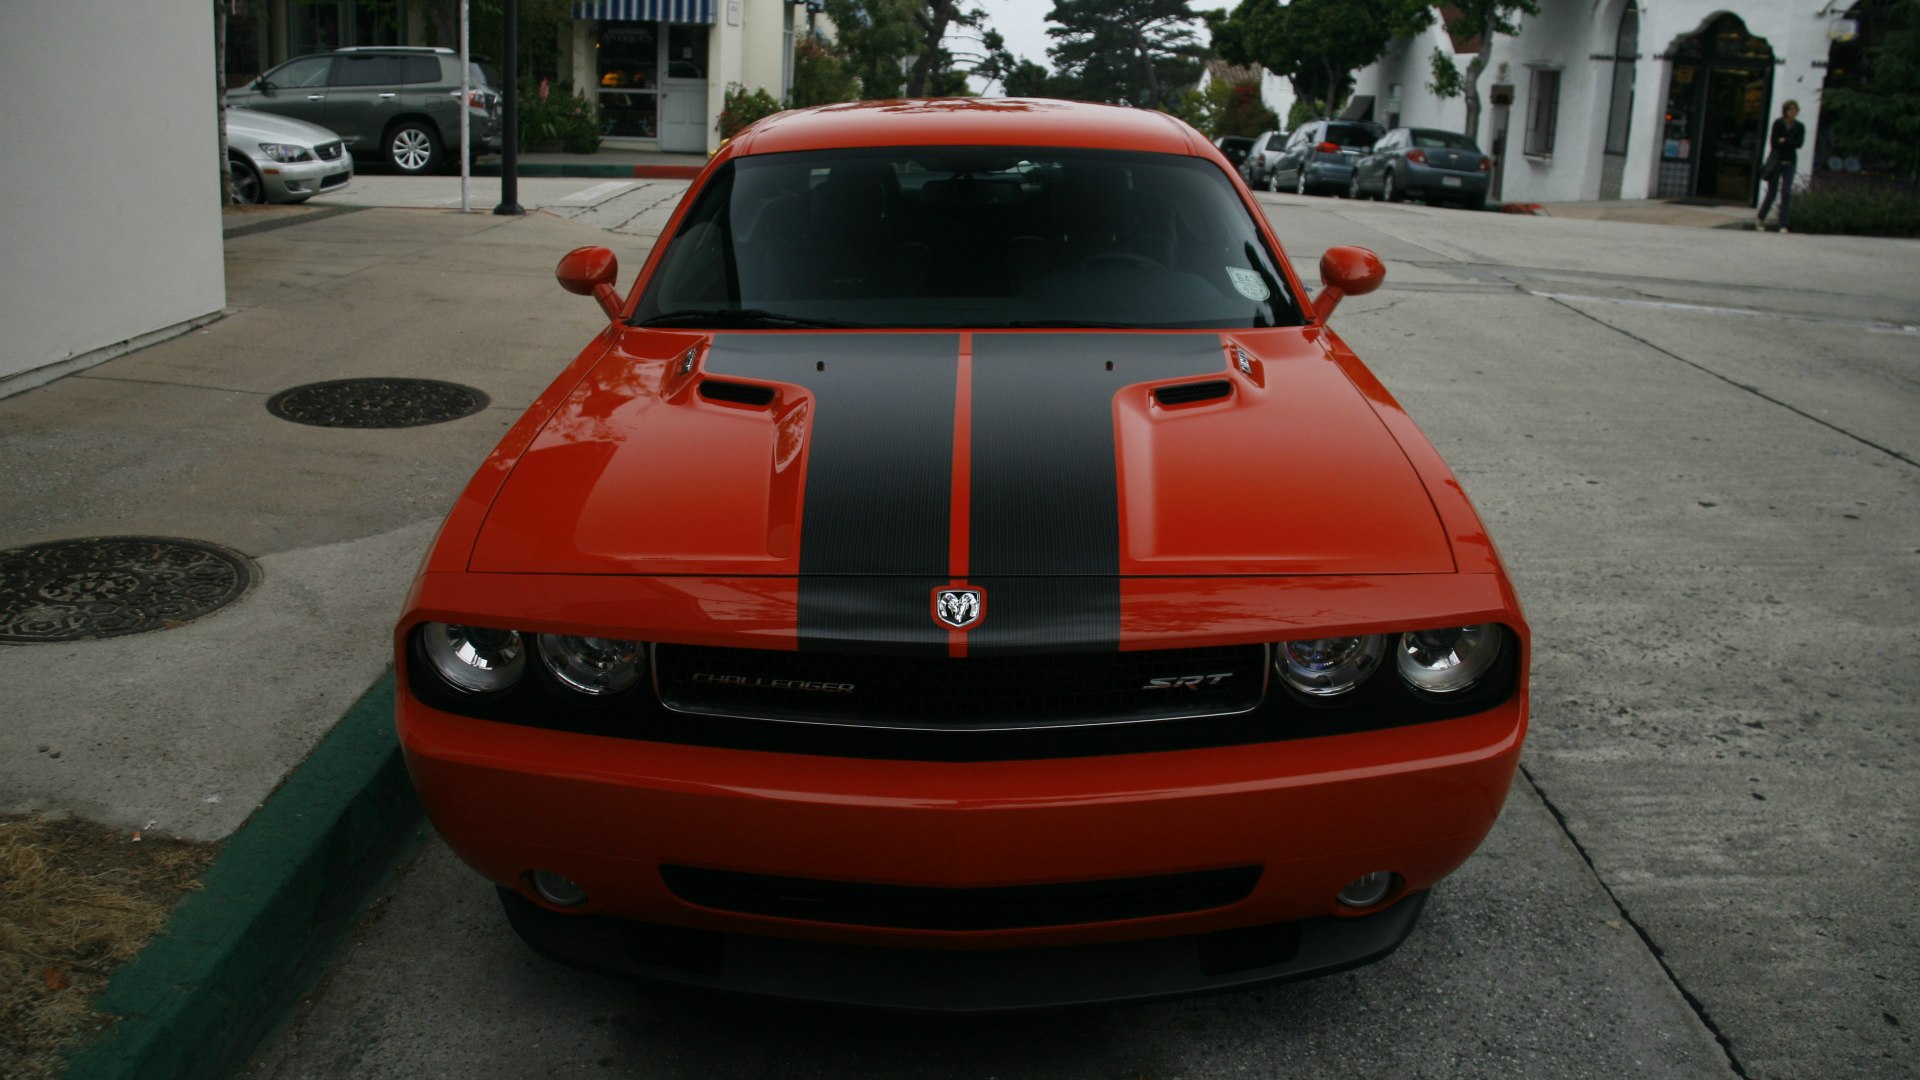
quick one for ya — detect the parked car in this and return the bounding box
[1272,119,1386,196]
[1240,128,1285,190]
[395,99,1530,1012]
[225,107,353,204]
[1352,127,1492,209]
[226,46,501,175]
[1213,135,1254,170]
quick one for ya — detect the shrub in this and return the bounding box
[717,83,782,140]
[1791,175,1920,237]
[519,79,601,154]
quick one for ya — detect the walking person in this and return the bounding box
[1757,100,1804,233]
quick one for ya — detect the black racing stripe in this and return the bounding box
[968,334,1223,654]
[703,334,958,654]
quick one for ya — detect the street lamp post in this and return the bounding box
[494,0,524,216]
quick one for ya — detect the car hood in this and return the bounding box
[226,107,342,146]
[468,330,1454,577]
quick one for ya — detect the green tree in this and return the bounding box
[1002,58,1059,97]
[1426,0,1539,142]
[1045,0,1207,109]
[1211,0,1427,117]
[1183,72,1276,139]
[1822,0,1920,183]
[790,36,861,105]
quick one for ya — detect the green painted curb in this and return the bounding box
[65,672,419,1080]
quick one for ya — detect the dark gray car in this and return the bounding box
[1351,127,1491,209]
[1271,119,1385,197]
[227,47,502,175]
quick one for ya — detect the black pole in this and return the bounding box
[494,0,524,215]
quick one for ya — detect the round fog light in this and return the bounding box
[1336,871,1397,909]
[530,869,587,907]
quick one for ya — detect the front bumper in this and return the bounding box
[259,152,353,202]
[500,884,1430,1012]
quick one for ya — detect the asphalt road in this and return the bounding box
[251,184,1919,1079]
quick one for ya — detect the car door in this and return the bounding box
[1357,130,1398,193]
[235,55,335,128]
[324,53,407,154]
[1277,125,1314,186]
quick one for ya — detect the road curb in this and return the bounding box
[470,161,702,179]
[64,672,419,1080]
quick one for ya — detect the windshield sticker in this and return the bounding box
[1226,266,1271,301]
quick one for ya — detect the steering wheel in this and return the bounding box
[1078,251,1165,271]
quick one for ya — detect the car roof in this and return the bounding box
[730,99,1205,157]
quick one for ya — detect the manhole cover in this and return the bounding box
[266,378,488,428]
[0,537,256,644]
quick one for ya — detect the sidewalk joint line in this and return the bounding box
[1519,764,1752,1079]
[1544,295,1919,470]
[74,373,270,397]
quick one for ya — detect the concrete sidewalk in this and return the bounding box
[0,205,666,1078]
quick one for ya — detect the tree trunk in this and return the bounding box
[216,0,231,206]
[905,0,953,98]
[1461,11,1493,142]
[1135,28,1160,108]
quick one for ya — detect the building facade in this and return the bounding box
[1354,3,1862,204]
[227,0,796,155]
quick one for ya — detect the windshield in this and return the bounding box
[631,146,1302,330]
[1325,124,1382,149]
[1410,129,1479,151]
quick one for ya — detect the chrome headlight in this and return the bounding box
[421,622,525,693]
[1276,635,1386,697]
[1396,625,1503,694]
[537,634,644,695]
[256,142,315,163]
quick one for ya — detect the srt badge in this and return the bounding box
[933,587,985,629]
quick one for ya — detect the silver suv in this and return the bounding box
[228,47,501,175]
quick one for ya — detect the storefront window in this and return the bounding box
[667,25,709,80]
[598,24,660,138]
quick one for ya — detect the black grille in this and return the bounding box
[314,141,344,161]
[654,643,1267,729]
[1153,379,1232,406]
[659,865,1262,930]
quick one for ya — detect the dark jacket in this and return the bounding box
[1766,118,1805,174]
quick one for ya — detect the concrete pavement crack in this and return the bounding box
[1520,763,1752,1079]
[1543,295,1919,470]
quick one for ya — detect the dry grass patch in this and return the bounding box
[0,816,214,1080]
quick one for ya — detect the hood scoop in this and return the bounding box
[698,379,777,407]
[1153,379,1232,407]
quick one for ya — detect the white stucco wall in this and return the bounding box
[0,0,226,394]
[1354,3,1843,204]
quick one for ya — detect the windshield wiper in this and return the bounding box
[635,308,859,329]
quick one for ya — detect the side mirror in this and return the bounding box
[255,78,274,94]
[1314,246,1385,323]
[556,246,623,323]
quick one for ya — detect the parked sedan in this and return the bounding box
[396,99,1530,1013]
[1214,135,1254,171]
[1352,127,1491,210]
[1239,129,1285,190]
[225,107,352,204]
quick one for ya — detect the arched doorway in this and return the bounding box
[1599,2,1639,200]
[1654,14,1775,201]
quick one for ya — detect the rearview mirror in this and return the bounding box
[556,246,623,323]
[1314,246,1385,323]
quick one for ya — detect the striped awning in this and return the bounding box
[572,0,716,23]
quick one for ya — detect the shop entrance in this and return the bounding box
[594,21,710,151]
[1655,14,1774,201]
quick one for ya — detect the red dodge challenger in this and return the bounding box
[395,99,1529,1012]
